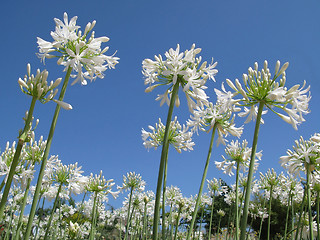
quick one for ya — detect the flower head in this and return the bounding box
[142,117,195,153]
[215,139,261,176]
[221,60,310,129]
[142,44,217,112]
[37,12,119,85]
[118,172,146,192]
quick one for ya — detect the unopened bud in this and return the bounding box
[27,64,31,77]
[51,78,62,89]
[264,60,268,71]
[175,96,180,107]
[53,99,73,110]
[254,62,258,71]
[275,60,280,75]
[278,62,289,76]
[18,78,28,89]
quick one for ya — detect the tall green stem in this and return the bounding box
[14,178,32,240]
[239,102,264,240]
[143,202,147,240]
[162,151,169,240]
[258,197,266,240]
[152,82,179,240]
[235,162,240,240]
[208,190,216,240]
[267,185,273,240]
[89,191,98,240]
[186,123,217,240]
[0,96,37,220]
[284,191,292,240]
[173,207,181,240]
[295,184,306,240]
[125,188,134,240]
[306,168,314,240]
[43,183,62,240]
[317,191,320,240]
[0,178,5,192]
[24,66,72,239]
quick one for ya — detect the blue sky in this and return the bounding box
[1,0,320,208]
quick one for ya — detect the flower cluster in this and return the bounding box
[86,171,118,198]
[118,172,146,192]
[18,64,71,109]
[37,12,119,85]
[187,100,243,145]
[215,140,262,176]
[280,133,320,177]
[141,117,195,153]
[142,44,218,112]
[220,60,311,129]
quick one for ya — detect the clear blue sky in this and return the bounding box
[1,0,320,208]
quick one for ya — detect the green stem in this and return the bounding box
[307,168,314,240]
[162,151,169,240]
[295,184,306,240]
[44,183,63,240]
[0,178,5,192]
[208,190,216,240]
[143,202,147,240]
[173,207,181,240]
[267,185,273,240]
[89,191,98,240]
[198,207,204,240]
[125,188,134,240]
[217,215,222,240]
[235,163,240,240]
[152,82,179,240]
[33,196,45,240]
[169,204,174,240]
[186,123,217,240]
[239,102,264,240]
[284,191,292,240]
[291,195,294,240]
[14,177,32,240]
[317,191,320,240]
[24,66,72,240]
[0,96,37,220]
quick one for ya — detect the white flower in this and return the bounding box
[142,117,195,153]
[142,44,218,112]
[37,12,119,85]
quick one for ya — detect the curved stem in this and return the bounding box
[239,102,264,240]
[186,123,217,240]
[44,183,63,240]
[24,66,72,239]
[0,96,37,220]
[152,82,179,240]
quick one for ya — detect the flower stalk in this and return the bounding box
[152,81,179,240]
[24,66,72,239]
[240,102,264,240]
[186,123,218,239]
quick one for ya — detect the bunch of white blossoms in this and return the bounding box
[142,44,218,112]
[280,133,320,177]
[37,12,119,85]
[118,172,146,193]
[187,99,243,146]
[220,60,310,129]
[18,64,71,108]
[215,140,262,176]
[141,117,195,153]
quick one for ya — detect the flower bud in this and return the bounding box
[27,64,31,77]
[275,60,280,75]
[18,78,28,89]
[226,79,237,91]
[264,60,268,71]
[254,62,258,71]
[51,78,62,89]
[278,62,289,76]
[53,99,73,110]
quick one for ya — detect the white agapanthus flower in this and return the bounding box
[37,12,119,85]
[221,60,310,129]
[18,64,71,109]
[142,44,218,112]
[86,171,118,199]
[118,172,146,193]
[142,117,195,153]
[280,133,320,177]
[215,140,261,176]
